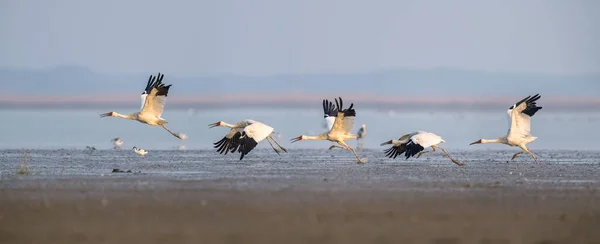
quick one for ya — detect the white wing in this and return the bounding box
[507,94,542,139]
[139,73,171,118]
[325,116,336,131]
[243,121,274,143]
[329,97,356,134]
[322,99,337,131]
[140,94,148,111]
[410,131,443,149]
[331,112,356,134]
[141,91,168,118]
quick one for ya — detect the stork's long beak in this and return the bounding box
[290,136,302,143]
[469,139,482,145]
[208,122,220,128]
[100,112,113,118]
[380,140,393,146]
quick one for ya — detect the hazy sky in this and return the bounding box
[1,0,598,76]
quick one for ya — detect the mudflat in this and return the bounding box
[1,149,599,244]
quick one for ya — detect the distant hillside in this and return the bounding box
[1,66,599,97]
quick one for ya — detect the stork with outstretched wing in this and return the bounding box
[100,73,187,140]
[470,94,543,165]
[291,97,366,164]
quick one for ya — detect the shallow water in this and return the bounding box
[1,108,600,150]
[2,149,599,192]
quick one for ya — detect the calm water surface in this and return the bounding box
[1,108,599,150]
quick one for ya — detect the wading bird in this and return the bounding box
[290,97,366,164]
[208,119,287,160]
[132,146,148,156]
[470,94,543,165]
[381,131,464,166]
[100,73,187,140]
[356,124,367,149]
[111,137,123,149]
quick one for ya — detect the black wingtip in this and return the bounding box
[521,93,543,117]
[383,144,406,159]
[403,140,425,160]
[237,132,259,160]
[322,99,337,117]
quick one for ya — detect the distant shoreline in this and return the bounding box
[2,101,599,111]
[1,93,599,110]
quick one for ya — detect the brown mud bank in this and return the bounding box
[1,180,599,244]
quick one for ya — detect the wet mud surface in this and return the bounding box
[1,149,600,243]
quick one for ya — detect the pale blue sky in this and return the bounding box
[1,0,598,76]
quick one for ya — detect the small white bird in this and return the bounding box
[111,137,123,149]
[357,124,366,139]
[381,131,464,166]
[470,94,543,165]
[100,73,187,140]
[291,97,366,164]
[132,146,148,156]
[209,119,287,160]
[356,124,366,149]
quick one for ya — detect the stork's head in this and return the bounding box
[380,140,393,146]
[208,121,223,128]
[132,146,137,150]
[469,139,482,145]
[290,135,304,143]
[100,112,114,118]
[362,124,366,128]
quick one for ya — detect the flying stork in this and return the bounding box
[470,94,543,165]
[381,131,465,166]
[100,73,187,140]
[208,119,287,160]
[290,97,366,164]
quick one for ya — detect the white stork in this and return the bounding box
[100,73,187,140]
[381,131,465,166]
[132,146,148,156]
[470,94,543,165]
[290,97,366,164]
[111,137,123,149]
[208,119,287,160]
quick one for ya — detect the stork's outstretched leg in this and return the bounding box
[265,137,281,155]
[416,147,436,158]
[268,135,287,152]
[160,125,186,140]
[511,151,524,160]
[432,145,464,166]
[519,145,539,165]
[338,141,366,164]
